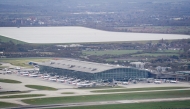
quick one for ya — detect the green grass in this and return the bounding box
[0,35,26,44]
[156,50,182,53]
[0,91,29,95]
[91,87,190,93]
[82,50,142,56]
[85,40,161,44]
[61,92,75,94]
[115,26,190,35]
[22,90,190,105]
[0,57,51,68]
[0,94,45,98]
[0,78,22,83]
[25,85,57,91]
[51,100,190,109]
[132,53,179,57]
[0,101,19,108]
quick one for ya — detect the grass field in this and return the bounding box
[115,26,190,35]
[0,35,26,44]
[0,91,29,95]
[82,50,142,56]
[22,90,190,105]
[91,87,190,93]
[61,92,75,94]
[132,53,179,57]
[51,100,190,109]
[25,85,57,91]
[156,50,182,53]
[0,57,51,68]
[0,101,19,108]
[0,78,22,83]
[0,94,45,98]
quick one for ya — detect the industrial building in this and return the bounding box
[38,58,153,81]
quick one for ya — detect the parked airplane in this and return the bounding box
[6,70,12,74]
[42,75,49,78]
[170,80,177,83]
[77,83,90,88]
[49,78,57,82]
[57,79,65,82]
[65,78,74,84]
[72,79,81,85]
[15,67,21,70]
[42,75,50,79]
[23,73,29,76]
[154,80,162,84]
[29,74,38,77]
[19,71,29,74]
[19,71,29,76]
[122,82,129,85]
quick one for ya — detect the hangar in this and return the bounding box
[37,58,153,81]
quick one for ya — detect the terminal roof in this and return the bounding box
[37,58,130,73]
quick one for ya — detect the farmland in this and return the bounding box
[82,50,142,56]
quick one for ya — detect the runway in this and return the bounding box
[2,97,190,109]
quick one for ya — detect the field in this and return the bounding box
[0,94,45,98]
[0,101,19,108]
[22,90,190,105]
[0,91,29,95]
[115,26,190,35]
[0,57,51,68]
[25,85,58,91]
[82,49,181,58]
[132,53,179,57]
[91,87,190,93]
[82,50,142,56]
[51,100,190,109]
[61,92,75,94]
[156,50,182,53]
[0,35,26,44]
[0,78,22,83]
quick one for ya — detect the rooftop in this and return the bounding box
[37,58,131,73]
[176,71,190,75]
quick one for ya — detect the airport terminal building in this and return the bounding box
[38,58,153,81]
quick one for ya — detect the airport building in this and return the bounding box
[176,71,190,81]
[37,58,153,81]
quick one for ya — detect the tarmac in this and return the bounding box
[1,72,190,106]
[0,62,190,108]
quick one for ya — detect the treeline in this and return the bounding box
[0,41,81,58]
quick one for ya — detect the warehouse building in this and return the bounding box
[38,58,153,81]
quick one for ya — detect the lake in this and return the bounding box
[0,27,189,43]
